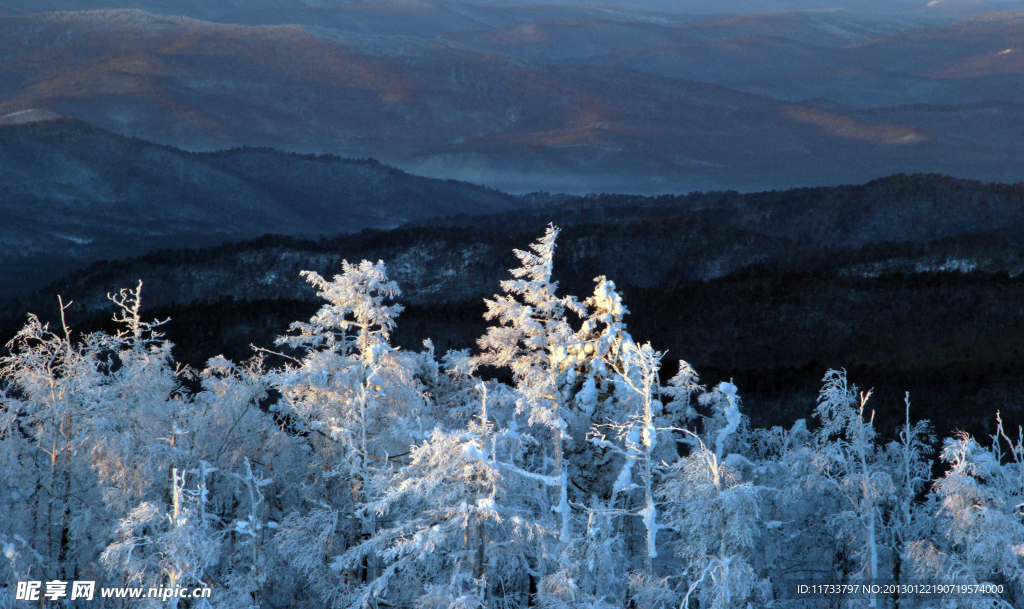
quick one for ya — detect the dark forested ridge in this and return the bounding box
[4,172,1024,440]
[0,118,521,297]
[3,114,1022,302]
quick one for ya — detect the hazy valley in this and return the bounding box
[1,1,1023,193]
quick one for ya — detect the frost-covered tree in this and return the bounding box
[270,260,430,599]
[553,277,632,515]
[881,393,933,591]
[475,226,584,546]
[0,303,110,585]
[92,285,183,517]
[101,465,219,608]
[909,413,1024,607]
[178,356,303,609]
[811,370,897,607]
[0,285,187,594]
[561,278,676,594]
[588,342,666,576]
[572,277,631,422]
[749,417,829,593]
[659,382,767,609]
[335,388,548,609]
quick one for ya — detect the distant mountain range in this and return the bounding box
[0,118,522,298]
[0,2,1022,193]
[12,171,1024,313]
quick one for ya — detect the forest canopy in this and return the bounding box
[1,227,1022,609]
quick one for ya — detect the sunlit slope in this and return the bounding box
[593,9,1024,104]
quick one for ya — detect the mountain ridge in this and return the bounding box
[0,117,524,298]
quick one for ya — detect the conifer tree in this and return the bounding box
[270,260,429,599]
[475,226,584,546]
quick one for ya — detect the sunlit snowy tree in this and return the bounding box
[270,260,430,600]
[0,285,188,597]
[909,413,1024,607]
[475,226,584,548]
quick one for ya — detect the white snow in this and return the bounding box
[462,441,486,461]
[638,501,660,559]
[613,457,635,493]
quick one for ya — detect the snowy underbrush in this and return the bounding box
[1,227,1022,609]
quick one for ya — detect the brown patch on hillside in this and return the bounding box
[483,126,619,148]
[339,0,433,15]
[0,12,413,102]
[925,47,1024,78]
[784,106,929,144]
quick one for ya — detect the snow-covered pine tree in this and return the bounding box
[270,261,430,600]
[474,226,585,549]
[569,277,633,466]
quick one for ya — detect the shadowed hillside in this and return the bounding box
[0,118,521,298]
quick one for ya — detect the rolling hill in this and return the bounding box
[0,118,521,298]
[0,5,1023,194]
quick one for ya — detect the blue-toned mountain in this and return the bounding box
[0,118,520,298]
[1,6,1023,195]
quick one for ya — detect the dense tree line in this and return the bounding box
[1,227,1022,608]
